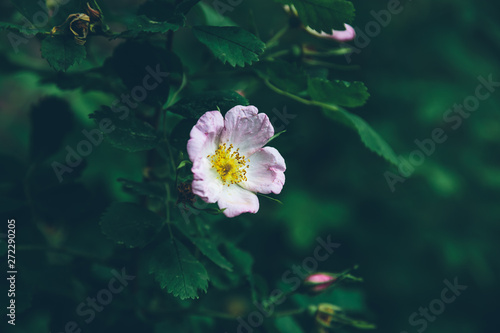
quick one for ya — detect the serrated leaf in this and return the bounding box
[274,0,355,31]
[175,222,233,271]
[308,77,370,108]
[100,202,163,248]
[0,22,44,35]
[149,238,209,299]
[117,178,167,199]
[131,0,186,32]
[168,90,249,119]
[41,36,86,72]
[89,106,160,152]
[324,108,399,166]
[193,25,265,67]
[117,15,180,38]
[256,61,308,95]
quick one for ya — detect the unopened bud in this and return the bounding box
[302,272,338,294]
[315,303,343,328]
[304,24,356,42]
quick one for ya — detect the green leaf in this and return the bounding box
[175,221,233,271]
[275,317,305,333]
[168,90,249,119]
[204,242,253,290]
[0,22,44,35]
[41,36,86,72]
[100,202,163,248]
[224,243,253,277]
[324,108,399,166]
[137,0,186,26]
[177,160,192,170]
[256,193,283,205]
[149,238,209,299]
[29,97,74,163]
[117,178,167,199]
[274,0,355,31]
[308,77,370,108]
[89,106,160,152]
[267,130,286,144]
[256,61,308,95]
[193,25,265,67]
[115,0,190,38]
[197,2,238,27]
[118,15,180,38]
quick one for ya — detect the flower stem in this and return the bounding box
[265,25,289,48]
[262,78,340,112]
[303,58,360,71]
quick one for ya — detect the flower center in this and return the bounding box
[208,143,249,185]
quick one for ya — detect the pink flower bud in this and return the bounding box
[302,272,338,294]
[305,24,356,42]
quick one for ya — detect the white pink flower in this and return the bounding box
[187,106,286,218]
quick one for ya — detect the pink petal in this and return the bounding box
[217,185,259,218]
[191,157,224,203]
[241,147,286,194]
[187,110,224,162]
[329,24,356,42]
[220,105,274,155]
[306,273,335,283]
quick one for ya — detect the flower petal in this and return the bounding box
[305,24,356,42]
[217,185,259,218]
[191,157,223,203]
[187,110,224,162]
[241,147,286,194]
[329,24,356,42]
[220,105,274,155]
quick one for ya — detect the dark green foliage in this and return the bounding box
[256,61,308,94]
[4,1,496,333]
[89,106,160,152]
[41,36,86,72]
[100,202,163,248]
[193,26,266,67]
[168,90,249,119]
[149,237,209,299]
[308,78,370,108]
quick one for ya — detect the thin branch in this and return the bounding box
[261,77,340,112]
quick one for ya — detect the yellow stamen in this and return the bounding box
[209,143,249,186]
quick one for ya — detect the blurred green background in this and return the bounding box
[1,0,499,332]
